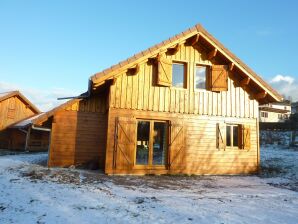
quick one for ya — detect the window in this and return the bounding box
[172,62,186,88]
[136,120,168,166]
[195,65,207,89]
[278,114,283,119]
[217,123,250,150]
[226,124,239,148]
[261,112,268,118]
[136,121,150,165]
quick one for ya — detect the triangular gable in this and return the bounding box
[90,24,282,103]
[0,91,40,114]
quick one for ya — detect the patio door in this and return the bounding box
[135,120,168,167]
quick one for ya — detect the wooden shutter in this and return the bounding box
[239,125,251,150]
[157,56,172,86]
[216,123,226,150]
[169,120,185,170]
[209,65,228,91]
[7,98,16,119]
[114,117,136,170]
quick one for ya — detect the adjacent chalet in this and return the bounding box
[259,101,291,122]
[0,91,49,151]
[32,24,282,175]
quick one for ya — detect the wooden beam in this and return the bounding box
[25,126,31,151]
[229,62,234,71]
[167,44,180,55]
[94,80,105,87]
[207,48,218,60]
[240,77,251,86]
[255,91,267,100]
[127,64,140,75]
[189,34,200,46]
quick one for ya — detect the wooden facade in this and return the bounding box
[47,92,108,167]
[0,91,38,131]
[34,24,282,175]
[0,91,49,151]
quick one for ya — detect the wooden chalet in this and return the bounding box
[32,24,282,175]
[0,91,49,151]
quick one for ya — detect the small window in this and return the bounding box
[226,124,240,148]
[172,62,186,88]
[261,112,268,118]
[195,65,207,89]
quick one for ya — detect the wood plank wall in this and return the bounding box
[48,94,108,168]
[105,108,259,175]
[0,96,36,131]
[109,44,259,118]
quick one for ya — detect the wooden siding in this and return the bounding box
[27,130,50,152]
[109,44,259,118]
[105,108,259,175]
[48,94,108,168]
[0,96,36,130]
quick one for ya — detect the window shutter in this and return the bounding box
[243,125,251,150]
[157,56,172,86]
[216,123,226,150]
[239,124,251,150]
[7,98,16,119]
[114,117,136,170]
[169,120,185,170]
[209,65,228,91]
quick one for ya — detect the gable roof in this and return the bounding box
[0,91,40,114]
[90,23,282,103]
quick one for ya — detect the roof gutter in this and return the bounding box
[32,125,51,132]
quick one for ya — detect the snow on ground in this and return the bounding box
[0,148,298,224]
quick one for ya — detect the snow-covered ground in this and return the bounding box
[0,148,298,224]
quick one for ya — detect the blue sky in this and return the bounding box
[0,0,297,110]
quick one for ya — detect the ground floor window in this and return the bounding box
[226,124,239,148]
[136,120,168,166]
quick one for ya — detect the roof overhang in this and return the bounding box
[90,24,282,103]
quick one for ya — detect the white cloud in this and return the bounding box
[0,82,82,112]
[270,75,294,85]
[269,75,298,101]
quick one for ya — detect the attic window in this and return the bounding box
[195,65,207,90]
[172,62,186,88]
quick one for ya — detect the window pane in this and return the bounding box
[172,63,185,88]
[233,126,238,147]
[226,126,231,147]
[153,122,168,165]
[195,66,206,89]
[136,121,150,165]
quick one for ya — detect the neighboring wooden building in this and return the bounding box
[33,24,282,175]
[259,101,291,122]
[0,91,49,151]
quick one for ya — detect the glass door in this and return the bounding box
[135,120,168,167]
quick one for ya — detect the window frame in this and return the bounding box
[134,119,169,169]
[171,61,188,89]
[194,64,209,92]
[226,123,241,150]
